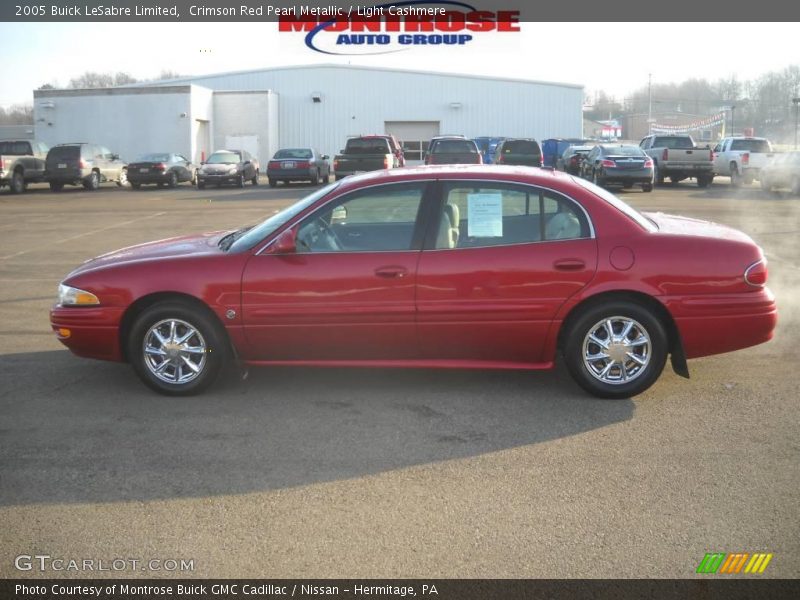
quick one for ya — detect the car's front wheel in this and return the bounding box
[10,170,25,194]
[563,301,668,399]
[128,302,226,395]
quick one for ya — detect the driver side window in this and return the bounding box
[296,183,425,253]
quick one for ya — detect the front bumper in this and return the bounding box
[50,305,126,362]
[197,172,242,185]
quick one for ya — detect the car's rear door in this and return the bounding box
[241,181,432,361]
[415,179,598,364]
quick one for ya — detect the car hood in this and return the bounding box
[66,231,230,277]
[644,212,755,243]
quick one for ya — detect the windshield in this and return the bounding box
[573,177,657,232]
[731,139,771,153]
[274,148,313,159]
[207,151,241,164]
[654,137,694,149]
[603,145,645,157]
[138,153,170,162]
[228,181,342,252]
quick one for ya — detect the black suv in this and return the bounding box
[45,143,128,191]
[494,138,543,167]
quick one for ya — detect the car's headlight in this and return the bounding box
[58,283,99,306]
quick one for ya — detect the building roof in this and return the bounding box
[127,63,583,91]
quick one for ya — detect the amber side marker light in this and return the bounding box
[57,328,71,339]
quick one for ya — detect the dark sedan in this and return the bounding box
[127,153,196,189]
[581,145,654,192]
[760,151,800,195]
[267,148,330,187]
[494,138,543,167]
[557,145,594,175]
[196,149,259,189]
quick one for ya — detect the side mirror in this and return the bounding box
[244,160,251,165]
[269,228,297,255]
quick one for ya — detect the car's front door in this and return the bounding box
[241,181,431,361]
[415,180,598,364]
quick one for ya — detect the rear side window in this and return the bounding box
[0,141,32,154]
[434,182,590,249]
[602,146,646,157]
[654,137,694,149]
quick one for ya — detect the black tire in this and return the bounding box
[83,171,100,191]
[592,170,604,188]
[131,183,141,190]
[563,301,668,399]
[697,174,712,188]
[654,163,665,186]
[642,183,653,193]
[268,178,277,188]
[10,170,26,194]
[167,171,178,188]
[730,164,742,187]
[49,181,63,192]
[251,171,259,186]
[791,176,800,196]
[128,302,227,396]
[197,181,205,190]
[237,174,245,188]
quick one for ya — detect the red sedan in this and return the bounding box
[50,166,776,398]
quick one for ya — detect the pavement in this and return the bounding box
[0,178,798,579]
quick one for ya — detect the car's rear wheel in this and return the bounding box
[563,301,668,399]
[268,178,277,188]
[697,174,712,188]
[654,163,665,186]
[251,171,259,186]
[49,182,63,192]
[128,302,226,396]
[131,182,141,190]
[197,180,205,189]
[167,171,178,188]
[84,171,100,191]
[642,183,653,192]
[10,171,26,194]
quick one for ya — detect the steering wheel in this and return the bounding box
[298,217,342,252]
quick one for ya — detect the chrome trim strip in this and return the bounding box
[744,258,766,287]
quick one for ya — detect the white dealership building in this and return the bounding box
[32,64,583,165]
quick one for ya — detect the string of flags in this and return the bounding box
[651,112,726,134]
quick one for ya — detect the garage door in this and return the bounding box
[384,121,440,163]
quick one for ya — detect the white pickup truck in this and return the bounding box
[712,137,775,186]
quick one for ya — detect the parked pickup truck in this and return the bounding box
[639,135,714,187]
[333,136,399,180]
[0,139,49,193]
[712,137,775,186]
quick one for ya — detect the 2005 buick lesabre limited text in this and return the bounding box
[50,165,777,398]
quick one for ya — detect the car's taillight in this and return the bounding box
[295,161,309,168]
[268,161,279,169]
[744,258,767,287]
[644,158,654,168]
[154,163,166,171]
[333,159,339,170]
[742,152,750,166]
[601,159,616,168]
[662,149,669,161]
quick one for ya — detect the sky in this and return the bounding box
[1,21,798,108]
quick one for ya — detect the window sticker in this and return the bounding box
[467,193,503,237]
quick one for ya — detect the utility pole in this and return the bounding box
[648,73,653,135]
[730,105,736,137]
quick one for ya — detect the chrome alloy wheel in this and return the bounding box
[582,316,651,385]
[142,318,207,385]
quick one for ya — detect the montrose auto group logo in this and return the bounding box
[277,1,520,55]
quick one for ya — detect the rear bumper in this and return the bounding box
[267,168,316,180]
[45,168,92,184]
[663,287,777,359]
[601,168,654,185]
[50,305,125,362]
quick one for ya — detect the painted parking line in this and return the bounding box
[0,212,166,260]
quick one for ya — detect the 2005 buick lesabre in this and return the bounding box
[51,165,776,398]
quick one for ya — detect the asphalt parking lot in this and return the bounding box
[0,178,798,579]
